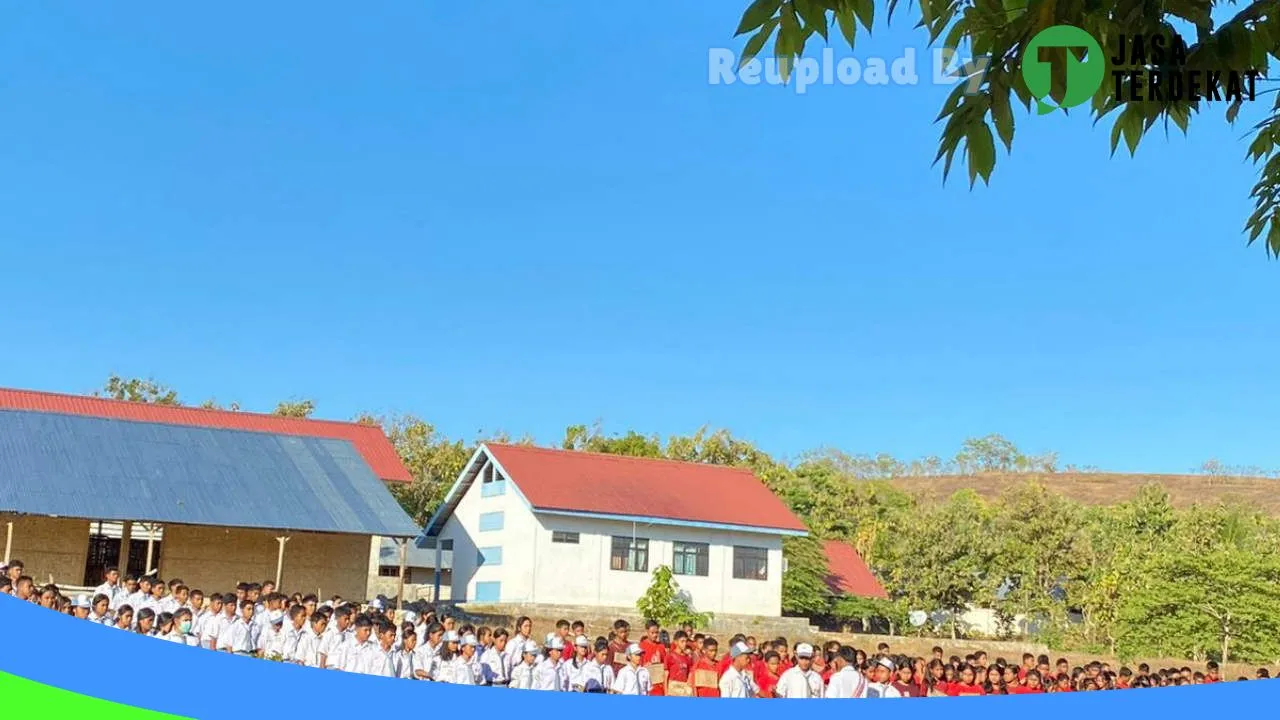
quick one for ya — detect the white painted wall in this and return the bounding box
[438,461,786,616]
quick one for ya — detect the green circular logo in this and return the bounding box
[1022,25,1106,115]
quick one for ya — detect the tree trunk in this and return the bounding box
[1222,632,1230,666]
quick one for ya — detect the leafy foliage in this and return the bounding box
[731,0,1280,255]
[273,399,316,418]
[97,375,180,405]
[636,565,714,628]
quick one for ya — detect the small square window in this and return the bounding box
[551,531,580,544]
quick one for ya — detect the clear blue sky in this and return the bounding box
[1,2,1276,474]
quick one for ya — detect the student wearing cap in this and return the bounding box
[776,643,823,698]
[718,642,758,699]
[612,643,652,695]
[430,630,462,682]
[865,657,902,698]
[509,641,540,689]
[480,628,511,685]
[825,647,867,699]
[447,633,483,685]
[71,594,92,620]
[566,634,593,689]
[533,636,567,690]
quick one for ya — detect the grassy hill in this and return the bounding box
[891,472,1280,513]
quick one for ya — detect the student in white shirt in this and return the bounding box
[93,567,125,610]
[865,657,902,698]
[776,643,824,698]
[172,608,200,647]
[293,612,329,667]
[113,606,135,632]
[260,611,287,658]
[566,635,593,690]
[71,594,93,621]
[576,641,615,693]
[139,579,166,616]
[612,643,651,695]
[719,642,758,698]
[278,605,307,661]
[355,621,397,677]
[159,584,185,615]
[505,616,533,674]
[323,606,355,671]
[447,634,483,685]
[341,617,377,673]
[123,576,148,614]
[509,641,540,689]
[532,636,567,690]
[88,594,114,626]
[825,647,869,698]
[480,628,511,685]
[395,628,419,680]
[216,601,261,656]
[196,595,225,649]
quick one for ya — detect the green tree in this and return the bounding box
[730,0,1280,254]
[636,565,714,628]
[97,375,180,405]
[1116,550,1280,663]
[359,414,472,525]
[989,481,1087,625]
[273,399,316,418]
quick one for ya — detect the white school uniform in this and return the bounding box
[94,582,126,610]
[865,682,902,699]
[532,658,566,691]
[394,649,418,680]
[217,617,260,655]
[87,611,113,626]
[293,626,325,666]
[279,624,304,661]
[355,644,396,677]
[480,646,511,684]
[341,640,375,673]
[825,667,868,698]
[504,634,528,672]
[322,628,353,670]
[775,666,824,698]
[446,655,481,685]
[158,596,181,615]
[719,665,756,698]
[613,664,651,695]
[124,590,149,612]
[574,659,613,692]
[160,631,187,645]
[510,661,536,689]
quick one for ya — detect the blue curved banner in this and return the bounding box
[0,595,1270,717]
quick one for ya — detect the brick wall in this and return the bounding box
[0,514,89,586]
[160,524,371,600]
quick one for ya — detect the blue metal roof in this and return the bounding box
[0,409,421,537]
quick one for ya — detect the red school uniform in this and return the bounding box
[947,683,987,697]
[665,648,693,684]
[1010,685,1043,695]
[640,639,667,696]
[757,670,780,698]
[693,657,721,698]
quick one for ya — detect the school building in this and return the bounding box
[422,443,810,617]
[0,387,421,601]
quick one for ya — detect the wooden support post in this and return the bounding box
[396,538,408,612]
[119,521,133,575]
[3,521,13,566]
[274,536,290,590]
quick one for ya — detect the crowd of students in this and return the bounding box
[3,560,1270,697]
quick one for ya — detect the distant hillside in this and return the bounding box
[891,472,1280,513]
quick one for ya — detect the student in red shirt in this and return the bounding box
[1205,661,1221,683]
[639,620,667,696]
[893,662,922,697]
[1011,669,1045,694]
[664,631,694,695]
[1052,674,1074,693]
[692,638,721,698]
[756,650,782,698]
[947,665,986,696]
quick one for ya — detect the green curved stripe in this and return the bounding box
[1,670,192,718]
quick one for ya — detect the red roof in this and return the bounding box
[484,443,807,532]
[0,387,413,483]
[822,540,888,599]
